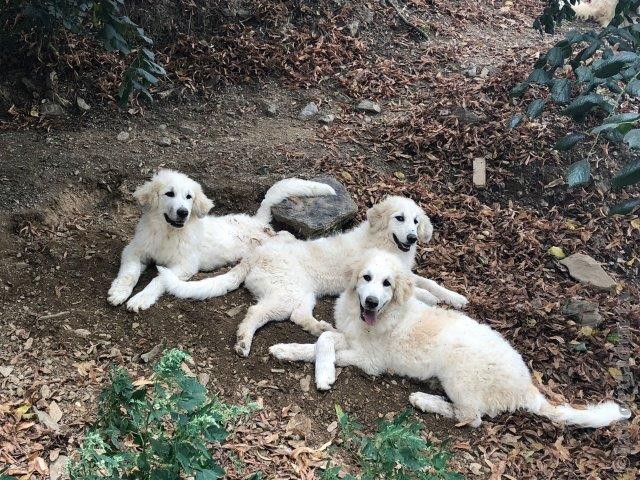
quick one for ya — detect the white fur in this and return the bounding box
[108,169,335,312]
[568,0,618,26]
[271,250,632,429]
[159,196,468,355]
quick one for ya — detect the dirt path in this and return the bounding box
[1,1,638,479]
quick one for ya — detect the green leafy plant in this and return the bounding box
[1,0,164,104]
[322,405,463,480]
[67,349,258,480]
[512,0,640,214]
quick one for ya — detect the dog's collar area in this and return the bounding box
[360,304,377,325]
[392,233,411,252]
[164,213,185,228]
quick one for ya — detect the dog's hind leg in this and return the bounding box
[409,392,455,418]
[413,274,468,309]
[235,297,291,357]
[290,294,336,336]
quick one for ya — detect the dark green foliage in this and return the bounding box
[516,0,640,214]
[566,159,591,187]
[1,0,163,104]
[67,349,258,480]
[322,406,463,480]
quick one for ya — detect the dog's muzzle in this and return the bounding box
[164,213,185,228]
[360,303,377,326]
[393,233,412,252]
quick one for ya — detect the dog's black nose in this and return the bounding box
[406,234,417,244]
[176,208,189,219]
[365,296,379,309]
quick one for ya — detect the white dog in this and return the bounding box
[159,196,468,356]
[270,250,631,429]
[568,0,618,26]
[108,169,335,312]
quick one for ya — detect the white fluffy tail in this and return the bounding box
[530,390,631,428]
[157,262,249,300]
[254,178,336,223]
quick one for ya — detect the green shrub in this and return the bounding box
[1,0,164,105]
[323,406,464,480]
[67,349,258,480]
[513,0,640,214]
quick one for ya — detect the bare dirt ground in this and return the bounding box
[1,1,639,479]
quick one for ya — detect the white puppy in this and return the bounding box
[108,169,335,312]
[568,0,618,26]
[159,196,468,356]
[270,250,632,429]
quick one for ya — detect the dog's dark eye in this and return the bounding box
[186,194,192,199]
[165,191,175,197]
[414,217,419,225]
[395,215,405,222]
[363,274,372,282]
[383,279,391,287]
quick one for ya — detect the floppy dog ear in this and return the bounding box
[345,258,364,290]
[133,178,161,210]
[192,186,214,218]
[366,199,391,233]
[417,213,433,244]
[393,272,414,305]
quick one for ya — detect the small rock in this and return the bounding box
[40,102,65,117]
[40,384,51,399]
[451,107,487,126]
[0,366,14,377]
[34,407,60,431]
[263,103,278,117]
[318,114,335,125]
[298,102,318,120]
[226,305,244,317]
[49,401,63,423]
[198,372,210,386]
[177,122,197,135]
[562,298,603,327]
[465,66,478,77]
[158,124,168,131]
[348,20,360,36]
[356,99,381,114]
[157,136,172,147]
[74,328,90,338]
[141,343,164,363]
[272,176,357,238]
[117,131,130,142]
[50,455,69,480]
[560,253,617,291]
[479,67,490,78]
[300,375,311,392]
[76,97,90,112]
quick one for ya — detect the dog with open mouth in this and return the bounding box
[159,195,468,356]
[270,250,632,429]
[108,169,335,312]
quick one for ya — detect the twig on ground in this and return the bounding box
[385,0,430,39]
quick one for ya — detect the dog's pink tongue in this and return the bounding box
[363,309,376,325]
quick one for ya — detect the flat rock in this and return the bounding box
[562,298,603,327]
[560,253,617,291]
[40,102,65,117]
[271,176,357,238]
[76,97,90,111]
[263,102,278,117]
[297,102,318,120]
[318,113,335,124]
[117,131,130,141]
[356,99,381,113]
[452,107,487,125]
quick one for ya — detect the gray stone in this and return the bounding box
[452,107,486,125]
[263,102,278,117]
[76,97,90,111]
[562,298,603,327]
[117,131,130,141]
[356,99,381,114]
[40,102,65,117]
[348,20,360,36]
[560,253,617,291]
[298,102,318,120]
[271,176,357,238]
[318,114,335,125]
[157,136,172,147]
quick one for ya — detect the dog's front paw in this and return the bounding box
[108,282,133,306]
[269,344,289,360]
[235,337,251,357]
[315,370,336,391]
[309,320,337,337]
[126,291,156,312]
[443,292,468,310]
